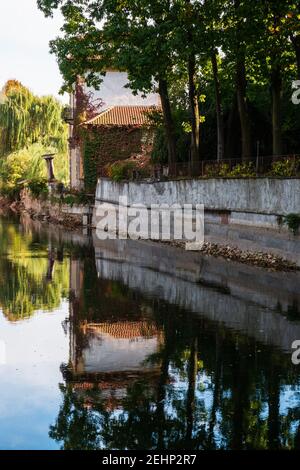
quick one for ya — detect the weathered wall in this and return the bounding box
[83,127,154,187]
[70,145,84,190]
[95,177,300,216]
[21,190,92,227]
[93,177,300,263]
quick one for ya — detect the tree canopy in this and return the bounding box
[37,0,300,164]
[0,80,66,155]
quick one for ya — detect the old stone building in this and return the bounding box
[69,71,160,190]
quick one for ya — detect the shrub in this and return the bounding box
[0,182,24,200]
[63,195,77,207]
[76,191,92,205]
[268,158,298,177]
[62,190,92,207]
[283,213,300,235]
[28,178,49,199]
[229,162,256,177]
[108,162,136,182]
[203,162,255,178]
[203,163,227,177]
[0,150,31,199]
[0,143,69,200]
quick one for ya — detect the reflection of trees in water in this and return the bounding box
[51,297,300,450]
[0,221,69,320]
[49,384,104,450]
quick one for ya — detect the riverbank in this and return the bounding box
[93,177,300,270]
[0,192,86,231]
[1,192,299,272]
[157,240,298,271]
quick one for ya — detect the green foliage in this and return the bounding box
[0,148,31,198]
[229,162,256,177]
[151,109,191,164]
[0,142,69,198]
[82,131,99,192]
[0,81,67,155]
[204,162,231,178]
[203,161,256,178]
[151,127,169,165]
[108,161,136,182]
[0,81,69,197]
[62,190,92,206]
[28,178,49,199]
[283,213,300,235]
[62,195,77,207]
[38,0,300,166]
[0,220,69,320]
[269,158,299,177]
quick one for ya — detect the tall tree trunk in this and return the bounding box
[291,35,300,80]
[207,332,222,449]
[188,55,200,173]
[236,57,252,161]
[156,349,169,450]
[231,353,250,450]
[185,0,200,172]
[186,336,198,443]
[268,366,281,450]
[226,94,238,159]
[271,64,282,156]
[158,78,177,172]
[211,50,225,161]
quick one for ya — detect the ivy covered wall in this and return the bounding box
[82,126,154,191]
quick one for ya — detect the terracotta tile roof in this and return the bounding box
[82,321,159,339]
[85,105,158,126]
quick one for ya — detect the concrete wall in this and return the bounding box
[93,177,300,263]
[95,177,300,216]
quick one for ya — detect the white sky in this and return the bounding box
[0,0,68,102]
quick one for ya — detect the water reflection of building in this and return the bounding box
[66,257,163,410]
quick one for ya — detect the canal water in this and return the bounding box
[0,214,300,450]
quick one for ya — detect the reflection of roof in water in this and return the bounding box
[69,370,162,411]
[81,321,159,339]
[66,370,162,387]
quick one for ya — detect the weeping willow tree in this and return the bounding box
[0,80,66,154]
[0,80,69,187]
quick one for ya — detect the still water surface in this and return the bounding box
[0,214,300,450]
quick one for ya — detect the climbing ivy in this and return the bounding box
[82,129,99,192]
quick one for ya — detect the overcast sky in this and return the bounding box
[0,0,67,102]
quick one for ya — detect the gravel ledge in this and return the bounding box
[155,240,299,272]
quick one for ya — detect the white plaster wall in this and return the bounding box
[82,334,159,373]
[85,71,160,109]
[95,178,300,216]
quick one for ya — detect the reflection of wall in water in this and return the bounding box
[67,257,163,409]
[75,321,162,375]
[93,240,300,354]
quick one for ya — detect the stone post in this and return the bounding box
[42,154,56,182]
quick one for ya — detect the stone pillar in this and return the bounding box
[42,154,56,182]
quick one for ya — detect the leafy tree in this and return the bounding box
[0,80,69,187]
[38,0,300,165]
[0,80,66,155]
